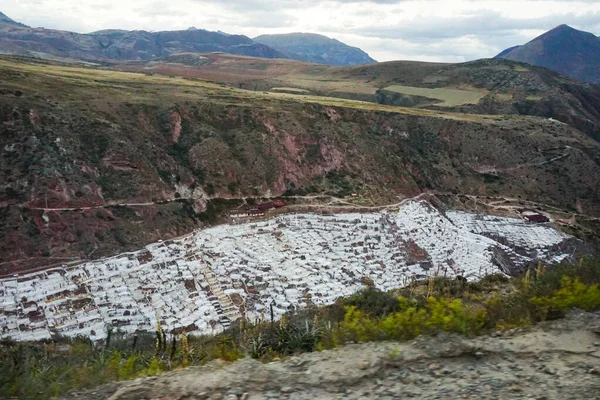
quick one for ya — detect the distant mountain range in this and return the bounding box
[3,11,599,80]
[254,33,376,66]
[496,25,600,85]
[0,12,375,66]
[0,12,285,62]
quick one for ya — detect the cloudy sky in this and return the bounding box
[3,0,600,62]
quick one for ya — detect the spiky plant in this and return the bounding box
[243,332,269,359]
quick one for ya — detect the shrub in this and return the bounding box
[334,306,381,343]
[380,299,427,340]
[425,297,486,335]
[531,277,600,314]
[343,287,399,317]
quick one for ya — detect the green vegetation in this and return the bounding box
[2,258,599,399]
[198,198,244,224]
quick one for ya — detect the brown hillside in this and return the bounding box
[1,56,600,272]
[115,55,600,142]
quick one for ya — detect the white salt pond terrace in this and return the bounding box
[0,200,576,342]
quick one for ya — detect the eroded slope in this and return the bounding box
[1,57,599,271]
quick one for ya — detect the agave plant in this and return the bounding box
[276,320,322,354]
[243,332,269,359]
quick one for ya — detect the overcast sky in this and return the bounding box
[2,0,600,62]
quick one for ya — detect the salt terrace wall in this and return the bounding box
[0,200,575,342]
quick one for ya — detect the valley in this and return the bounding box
[2,56,600,276]
[1,6,600,400]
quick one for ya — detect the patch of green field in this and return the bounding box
[514,65,530,72]
[383,85,487,107]
[526,95,543,101]
[494,93,514,101]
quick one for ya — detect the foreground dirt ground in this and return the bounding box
[63,310,600,400]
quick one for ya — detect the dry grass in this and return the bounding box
[270,87,310,94]
[0,57,499,123]
[383,85,488,107]
[526,95,544,101]
[493,93,514,101]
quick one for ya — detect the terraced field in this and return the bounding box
[0,200,578,341]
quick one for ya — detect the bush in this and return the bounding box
[336,296,486,343]
[343,287,399,317]
[531,277,600,314]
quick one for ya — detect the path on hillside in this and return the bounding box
[470,146,572,174]
[63,310,600,400]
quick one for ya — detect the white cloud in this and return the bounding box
[2,0,600,61]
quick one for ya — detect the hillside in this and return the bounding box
[0,12,285,62]
[496,25,600,85]
[254,33,376,66]
[116,55,600,142]
[1,56,600,272]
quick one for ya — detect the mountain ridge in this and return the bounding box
[0,11,28,28]
[254,32,376,66]
[0,12,376,66]
[496,24,600,85]
[0,11,287,62]
[1,56,599,272]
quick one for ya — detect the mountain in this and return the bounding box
[1,56,599,273]
[0,11,28,27]
[254,33,376,66]
[496,25,600,85]
[0,12,285,62]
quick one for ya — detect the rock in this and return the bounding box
[475,351,485,359]
[543,367,556,375]
[280,386,294,394]
[240,394,249,400]
[358,360,370,370]
[209,394,224,400]
[428,363,442,371]
[228,387,244,397]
